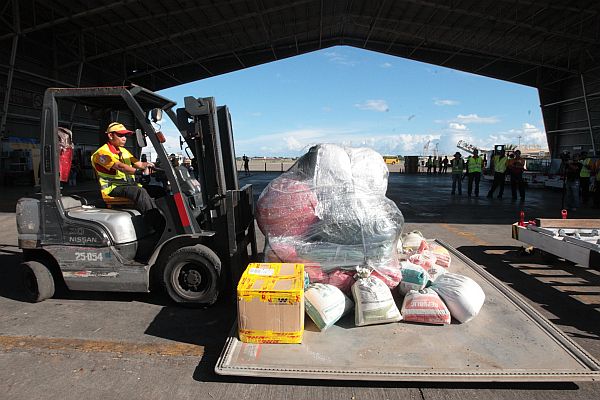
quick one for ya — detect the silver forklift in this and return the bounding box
[16,85,256,305]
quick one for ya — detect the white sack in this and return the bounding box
[352,267,402,326]
[305,283,354,331]
[432,273,485,323]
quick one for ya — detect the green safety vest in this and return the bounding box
[493,155,507,173]
[451,158,464,174]
[426,159,433,166]
[467,156,483,173]
[580,158,592,178]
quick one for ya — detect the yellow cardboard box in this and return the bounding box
[237,263,305,344]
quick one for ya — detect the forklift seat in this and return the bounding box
[101,191,134,208]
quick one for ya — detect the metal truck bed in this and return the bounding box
[512,222,600,267]
[215,240,600,382]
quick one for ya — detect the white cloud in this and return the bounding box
[323,51,357,66]
[455,114,500,124]
[234,125,445,156]
[354,99,389,112]
[381,62,392,68]
[434,99,459,106]
[448,122,467,131]
[284,136,305,151]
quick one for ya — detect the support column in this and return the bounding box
[580,74,596,154]
[0,0,20,138]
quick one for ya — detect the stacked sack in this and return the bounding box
[398,233,485,325]
[258,144,405,293]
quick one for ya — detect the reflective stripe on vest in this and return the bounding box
[467,156,482,173]
[580,158,591,177]
[493,155,507,173]
[451,158,464,173]
[91,144,139,196]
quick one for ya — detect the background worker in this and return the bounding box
[242,154,250,175]
[450,152,465,195]
[467,148,483,197]
[91,122,156,213]
[563,153,582,211]
[442,156,449,174]
[507,149,526,202]
[426,156,433,174]
[487,148,508,199]
[594,156,600,208]
[433,156,439,174]
[579,150,593,204]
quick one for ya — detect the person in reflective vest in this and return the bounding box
[593,157,600,209]
[91,122,156,213]
[467,149,483,197]
[426,156,433,174]
[579,150,593,204]
[450,152,465,195]
[507,149,526,201]
[487,148,508,199]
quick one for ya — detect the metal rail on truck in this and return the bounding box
[215,240,600,382]
[512,222,600,268]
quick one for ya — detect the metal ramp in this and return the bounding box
[216,241,600,382]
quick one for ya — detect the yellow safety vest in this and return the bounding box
[451,158,464,174]
[467,156,483,173]
[493,155,507,173]
[580,158,592,178]
[91,143,140,196]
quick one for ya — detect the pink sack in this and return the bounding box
[304,264,329,284]
[256,178,318,237]
[408,252,437,270]
[401,288,451,325]
[328,270,355,294]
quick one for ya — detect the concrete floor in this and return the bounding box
[1,173,599,399]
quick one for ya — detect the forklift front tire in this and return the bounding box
[162,245,221,306]
[22,261,55,303]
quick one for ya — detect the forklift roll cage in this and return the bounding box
[18,84,256,304]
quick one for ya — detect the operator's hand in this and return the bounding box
[143,161,155,169]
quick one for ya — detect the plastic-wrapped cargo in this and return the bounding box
[257,144,404,288]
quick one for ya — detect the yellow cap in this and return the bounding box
[106,122,133,135]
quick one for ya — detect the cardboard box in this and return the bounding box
[237,263,304,344]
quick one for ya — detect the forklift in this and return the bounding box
[15,85,256,305]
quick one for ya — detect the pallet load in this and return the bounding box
[255,144,485,332]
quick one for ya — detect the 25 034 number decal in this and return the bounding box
[75,252,104,262]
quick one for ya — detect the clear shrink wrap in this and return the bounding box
[258,144,404,289]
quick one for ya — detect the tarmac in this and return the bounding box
[1,172,599,399]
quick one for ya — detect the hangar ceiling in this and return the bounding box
[1,0,600,155]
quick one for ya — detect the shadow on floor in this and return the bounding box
[458,245,600,344]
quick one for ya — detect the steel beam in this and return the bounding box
[400,0,598,45]
[0,0,141,41]
[0,0,19,138]
[580,74,597,154]
[59,0,313,68]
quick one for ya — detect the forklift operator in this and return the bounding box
[91,122,156,213]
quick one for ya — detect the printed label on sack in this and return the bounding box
[248,267,275,276]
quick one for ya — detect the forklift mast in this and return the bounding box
[175,96,256,283]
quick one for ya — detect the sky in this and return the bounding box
[157,46,548,158]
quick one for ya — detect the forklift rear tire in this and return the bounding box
[162,245,221,306]
[22,261,55,303]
